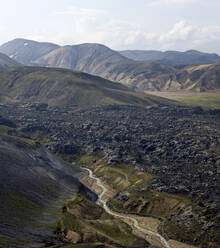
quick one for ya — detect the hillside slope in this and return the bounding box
[172,62,220,92]
[0,125,96,247]
[34,43,131,72]
[0,52,21,68]
[127,62,220,92]
[0,66,174,107]
[119,49,220,65]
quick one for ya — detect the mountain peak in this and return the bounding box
[0,38,60,64]
[0,52,21,68]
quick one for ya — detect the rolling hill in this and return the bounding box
[119,49,220,65]
[0,66,174,107]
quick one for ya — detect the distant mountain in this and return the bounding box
[0,52,21,68]
[178,62,220,91]
[1,39,220,92]
[0,66,174,107]
[0,38,59,64]
[33,43,181,90]
[34,43,131,71]
[131,62,220,92]
[119,49,220,65]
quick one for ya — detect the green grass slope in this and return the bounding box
[0,66,175,107]
[0,120,97,247]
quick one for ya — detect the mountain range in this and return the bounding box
[0,38,220,92]
[119,49,220,65]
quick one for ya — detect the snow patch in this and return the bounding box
[24,43,28,46]
[9,52,17,59]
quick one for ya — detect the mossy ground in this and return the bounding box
[55,194,147,247]
[0,125,13,134]
[0,236,30,246]
[0,191,41,214]
[145,90,220,109]
[48,243,106,248]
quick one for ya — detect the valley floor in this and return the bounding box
[145,90,220,109]
[79,158,199,248]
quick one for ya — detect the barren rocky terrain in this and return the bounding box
[0,103,219,247]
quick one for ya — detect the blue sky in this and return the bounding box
[1,0,220,53]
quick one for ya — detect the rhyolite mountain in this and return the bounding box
[34,43,131,71]
[132,62,220,92]
[0,52,21,68]
[0,66,174,107]
[0,119,96,247]
[1,38,220,92]
[119,49,220,65]
[0,38,59,64]
[0,40,179,91]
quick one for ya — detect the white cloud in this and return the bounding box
[24,6,220,54]
[53,6,107,16]
[149,0,199,6]
[46,6,108,45]
[159,21,195,42]
[141,21,220,52]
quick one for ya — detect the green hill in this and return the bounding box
[0,66,175,107]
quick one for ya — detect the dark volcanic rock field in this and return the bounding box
[1,104,219,211]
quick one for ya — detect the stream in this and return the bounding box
[83,167,171,248]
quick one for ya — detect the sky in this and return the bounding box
[1,0,220,54]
